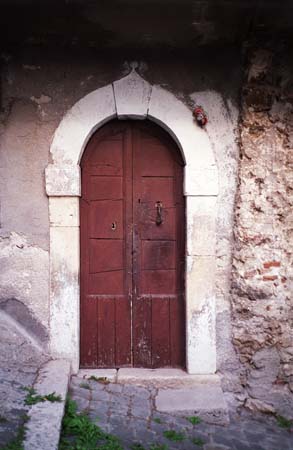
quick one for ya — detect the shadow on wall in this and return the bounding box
[0,298,49,348]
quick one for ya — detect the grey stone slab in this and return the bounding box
[123,384,151,399]
[78,369,117,382]
[70,375,83,387]
[91,389,111,401]
[90,380,109,391]
[23,359,70,450]
[131,405,151,420]
[89,399,110,416]
[156,386,229,425]
[72,395,90,412]
[109,399,129,415]
[204,444,232,450]
[70,384,91,399]
[105,383,124,394]
[88,410,108,425]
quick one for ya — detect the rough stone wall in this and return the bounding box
[230,43,293,417]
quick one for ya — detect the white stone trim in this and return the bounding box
[46,70,218,374]
[114,70,152,119]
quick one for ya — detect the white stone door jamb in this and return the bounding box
[45,69,218,374]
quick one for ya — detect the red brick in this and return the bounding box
[263,261,281,269]
[263,275,278,281]
[244,269,257,279]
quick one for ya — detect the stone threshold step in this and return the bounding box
[77,368,229,425]
[78,368,220,385]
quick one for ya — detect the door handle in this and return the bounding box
[155,201,163,225]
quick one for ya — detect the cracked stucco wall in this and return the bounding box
[0,52,241,357]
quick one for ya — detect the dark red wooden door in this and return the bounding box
[80,120,185,368]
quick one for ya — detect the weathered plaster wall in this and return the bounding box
[0,51,241,355]
[230,44,293,417]
[0,100,51,343]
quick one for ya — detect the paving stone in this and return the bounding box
[91,389,111,401]
[108,414,129,436]
[151,411,176,425]
[156,386,229,426]
[70,376,83,387]
[123,384,151,399]
[70,384,91,399]
[73,394,90,412]
[89,399,110,416]
[131,399,152,419]
[231,441,254,450]
[204,445,232,450]
[105,383,124,394]
[88,410,109,426]
[109,399,129,415]
[89,381,108,391]
[67,376,293,450]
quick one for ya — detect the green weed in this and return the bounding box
[276,415,292,429]
[0,415,28,450]
[149,445,168,450]
[0,416,8,423]
[191,437,205,446]
[163,430,185,442]
[23,387,62,405]
[79,382,91,390]
[153,417,163,424]
[88,375,110,384]
[88,375,100,382]
[130,444,146,450]
[186,416,201,425]
[59,398,123,450]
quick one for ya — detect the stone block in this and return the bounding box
[78,368,117,382]
[49,227,79,364]
[45,164,81,196]
[186,255,216,374]
[23,359,70,450]
[49,197,79,227]
[156,385,229,425]
[50,84,116,166]
[185,167,219,196]
[114,70,151,119]
[186,196,217,256]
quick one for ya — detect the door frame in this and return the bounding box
[45,69,219,374]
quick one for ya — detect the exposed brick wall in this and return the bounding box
[231,41,293,416]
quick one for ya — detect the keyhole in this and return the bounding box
[111,222,117,231]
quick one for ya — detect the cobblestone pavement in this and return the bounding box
[70,375,293,450]
[0,366,39,446]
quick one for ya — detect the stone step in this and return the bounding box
[76,368,229,425]
[156,384,229,425]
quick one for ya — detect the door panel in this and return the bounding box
[89,200,124,239]
[80,120,185,368]
[141,240,176,270]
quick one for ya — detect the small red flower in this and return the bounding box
[193,106,208,127]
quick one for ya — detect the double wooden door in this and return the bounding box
[80,120,185,368]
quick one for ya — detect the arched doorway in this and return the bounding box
[80,120,185,368]
[46,70,218,374]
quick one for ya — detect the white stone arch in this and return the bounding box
[46,69,218,374]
